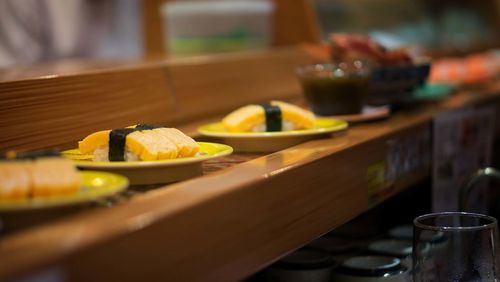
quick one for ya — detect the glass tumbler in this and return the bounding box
[413,212,499,281]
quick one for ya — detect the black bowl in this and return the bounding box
[368,62,431,105]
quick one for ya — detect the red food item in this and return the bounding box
[429,52,500,85]
[464,55,493,83]
[330,33,412,65]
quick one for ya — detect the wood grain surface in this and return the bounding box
[166,47,315,124]
[0,66,175,153]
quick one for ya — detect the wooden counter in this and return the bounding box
[1,47,500,281]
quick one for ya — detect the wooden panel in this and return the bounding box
[166,47,316,124]
[142,0,168,58]
[0,59,142,83]
[272,0,321,46]
[0,67,175,153]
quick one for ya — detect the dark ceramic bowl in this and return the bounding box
[368,61,431,105]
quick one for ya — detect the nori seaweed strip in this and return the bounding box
[108,124,165,161]
[135,124,163,130]
[108,128,136,161]
[260,103,282,132]
[12,150,61,160]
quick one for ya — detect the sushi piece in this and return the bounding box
[5,149,61,160]
[154,128,200,158]
[31,158,80,197]
[0,155,81,200]
[78,124,200,162]
[222,101,316,132]
[0,161,31,200]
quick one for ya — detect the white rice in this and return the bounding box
[92,147,140,162]
[251,121,295,132]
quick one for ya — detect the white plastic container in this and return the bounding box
[161,0,274,56]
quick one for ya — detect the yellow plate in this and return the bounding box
[0,171,129,212]
[198,118,347,138]
[62,142,233,185]
[62,142,233,168]
[197,118,348,153]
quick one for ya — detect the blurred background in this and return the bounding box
[0,0,142,67]
[0,0,498,67]
[315,0,500,50]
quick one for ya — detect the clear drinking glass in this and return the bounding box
[413,212,499,281]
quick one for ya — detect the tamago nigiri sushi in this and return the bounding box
[222,101,316,132]
[78,124,200,162]
[0,153,80,200]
